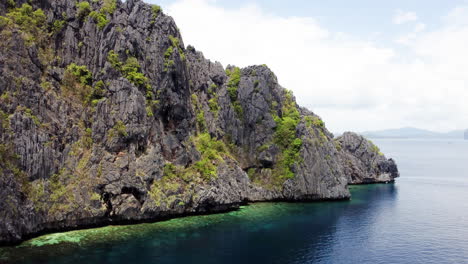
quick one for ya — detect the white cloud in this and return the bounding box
[395,23,426,45]
[393,10,419,25]
[414,22,426,32]
[444,6,468,26]
[146,0,468,133]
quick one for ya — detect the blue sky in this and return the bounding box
[153,0,464,41]
[145,0,468,133]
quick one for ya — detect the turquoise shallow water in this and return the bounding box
[1,139,468,264]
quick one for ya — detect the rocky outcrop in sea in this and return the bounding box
[337,132,399,184]
[0,0,398,245]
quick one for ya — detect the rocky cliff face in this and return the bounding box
[336,132,399,184]
[0,0,398,245]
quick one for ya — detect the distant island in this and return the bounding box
[359,127,467,139]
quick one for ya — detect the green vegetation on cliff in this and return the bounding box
[29,128,101,216]
[89,0,116,29]
[108,50,149,87]
[191,94,206,132]
[251,90,303,188]
[164,35,185,72]
[1,3,46,46]
[192,133,230,180]
[154,134,229,184]
[208,97,220,117]
[304,115,328,145]
[63,63,101,105]
[76,1,91,19]
[108,50,157,116]
[150,4,161,24]
[369,140,384,156]
[107,120,128,140]
[226,67,243,118]
[149,133,230,207]
[272,90,303,181]
[67,63,93,86]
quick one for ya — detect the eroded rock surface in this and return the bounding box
[337,132,399,184]
[0,0,398,245]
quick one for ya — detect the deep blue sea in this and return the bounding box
[1,139,467,264]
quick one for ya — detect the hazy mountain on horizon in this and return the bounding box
[359,127,467,139]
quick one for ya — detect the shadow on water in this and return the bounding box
[0,184,398,264]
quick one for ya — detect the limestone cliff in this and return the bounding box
[337,132,399,184]
[0,0,398,245]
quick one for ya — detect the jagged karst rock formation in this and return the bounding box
[337,132,399,184]
[0,0,399,245]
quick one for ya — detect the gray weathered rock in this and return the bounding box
[336,132,399,184]
[0,0,398,245]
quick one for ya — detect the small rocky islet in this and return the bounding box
[0,0,398,245]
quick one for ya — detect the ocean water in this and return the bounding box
[1,139,467,264]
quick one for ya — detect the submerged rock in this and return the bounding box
[0,0,398,244]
